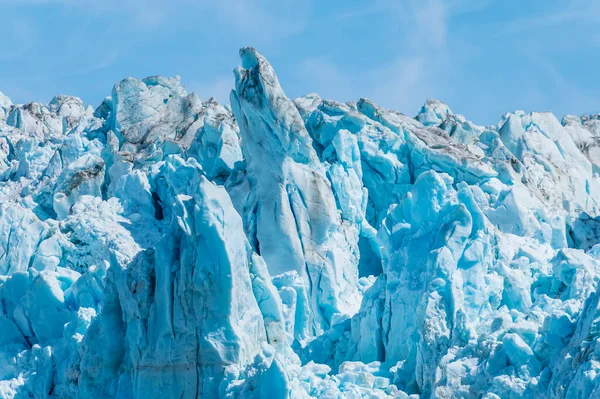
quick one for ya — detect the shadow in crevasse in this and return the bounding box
[567,212,600,251]
[117,190,169,251]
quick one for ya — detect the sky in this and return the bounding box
[1,0,599,126]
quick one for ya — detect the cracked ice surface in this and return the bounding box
[1,47,600,398]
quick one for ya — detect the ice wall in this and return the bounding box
[1,48,600,398]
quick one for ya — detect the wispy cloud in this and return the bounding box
[0,0,175,28]
[204,0,310,41]
[0,19,35,61]
[520,50,600,114]
[296,54,434,115]
[1,0,310,37]
[334,0,490,49]
[186,76,233,104]
[366,56,432,113]
[333,3,390,22]
[297,0,469,114]
[293,0,504,119]
[496,2,600,36]
[398,0,448,49]
[3,0,595,124]
[59,52,119,76]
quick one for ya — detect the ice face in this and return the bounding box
[0,92,11,122]
[1,47,600,398]
[229,47,362,338]
[77,156,289,398]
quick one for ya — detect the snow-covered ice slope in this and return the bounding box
[1,47,600,398]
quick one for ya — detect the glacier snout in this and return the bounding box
[0,47,600,398]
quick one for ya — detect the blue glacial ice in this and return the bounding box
[1,47,600,398]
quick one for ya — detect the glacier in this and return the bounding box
[0,47,600,398]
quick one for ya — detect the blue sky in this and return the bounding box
[1,0,599,125]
